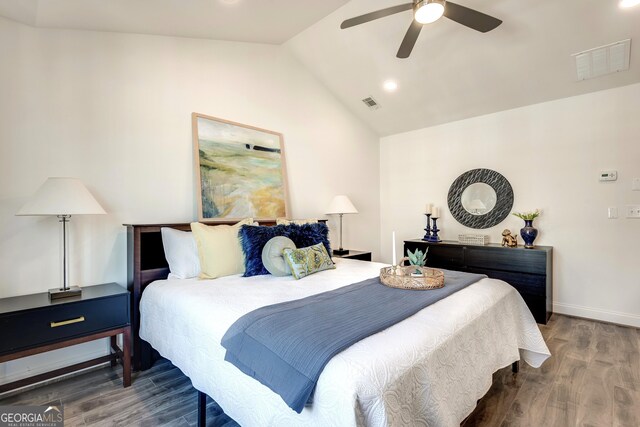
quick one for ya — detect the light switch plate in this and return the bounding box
[626,205,640,218]
[608,207,618,219]
[633,178,640,191]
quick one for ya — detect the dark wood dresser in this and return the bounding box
[404,240,553,324]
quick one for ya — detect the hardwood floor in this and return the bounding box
[464,314,640,427]
[1,314,638,426]
[0,358,238,427]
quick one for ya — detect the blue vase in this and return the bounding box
[520,219,538,249]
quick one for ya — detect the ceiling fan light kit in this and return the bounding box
[619,0,640,8]
[414,0,445,24]
[340,0,502,58]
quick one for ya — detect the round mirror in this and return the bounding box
[447,169,513,229]
[461,183,497,216]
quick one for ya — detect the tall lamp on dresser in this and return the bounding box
[16,177,106,299]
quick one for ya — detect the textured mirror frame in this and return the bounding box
[447,169,513,229]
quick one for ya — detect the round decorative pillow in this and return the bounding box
[262,236,296,276]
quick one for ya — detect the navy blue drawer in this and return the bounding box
[0,293,128,355]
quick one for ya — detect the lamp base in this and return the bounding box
[333,248,350,255]
[49,286,82,300]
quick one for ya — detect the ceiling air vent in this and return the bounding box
[362,96,381,110]
[572,39,631,81]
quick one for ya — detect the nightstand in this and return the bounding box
[0,283,131,393]
[333,250,372,262]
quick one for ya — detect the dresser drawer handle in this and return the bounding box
[50,316,85,328]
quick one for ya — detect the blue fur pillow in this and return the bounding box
[239,223,331,277]
[239,225,288,277]
[285,223,332,257]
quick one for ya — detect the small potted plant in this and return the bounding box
[407,247,428,274]
[512,209,540,249]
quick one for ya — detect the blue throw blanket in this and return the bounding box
[221,269,486,413]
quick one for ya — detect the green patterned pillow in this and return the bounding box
[283,243,335,280]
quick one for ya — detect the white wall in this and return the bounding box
[0,17,380,385]
[380,83,640,327]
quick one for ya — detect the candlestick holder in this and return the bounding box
[429,217,442,242]
[422,213,432,241]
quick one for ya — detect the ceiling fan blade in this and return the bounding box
[340,3,413,29]
[397,20,423,59]
[443,1,502,33]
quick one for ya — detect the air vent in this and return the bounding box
[362,96,381,110]
[572,39,631,81]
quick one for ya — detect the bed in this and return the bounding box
[126,222,550,427]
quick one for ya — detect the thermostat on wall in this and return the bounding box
[599,170,617,182]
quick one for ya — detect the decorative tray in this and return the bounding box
[458,234,490,245]
[380,258,444,290]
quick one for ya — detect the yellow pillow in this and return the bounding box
[276,218,318,225]
[191,219,253,279]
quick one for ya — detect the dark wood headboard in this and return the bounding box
[125,220,326,370]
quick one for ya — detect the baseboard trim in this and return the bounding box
[553,302,640,328]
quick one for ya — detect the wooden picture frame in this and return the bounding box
[192,113,289,222]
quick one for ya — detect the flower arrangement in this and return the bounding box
[512,209,541,221]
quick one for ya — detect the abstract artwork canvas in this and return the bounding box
[192,113,289,221]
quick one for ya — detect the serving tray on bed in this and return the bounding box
[380,258,444,290]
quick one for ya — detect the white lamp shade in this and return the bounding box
[16,177,106,216]
[326,195,358,215]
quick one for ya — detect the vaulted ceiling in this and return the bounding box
[1,0,639,136]
[0,0,349,44]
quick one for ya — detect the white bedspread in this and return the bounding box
[140,259,550,427]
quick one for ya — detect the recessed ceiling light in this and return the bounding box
[383,80,398,92]
[219,0,240,5]
[619,0,640,7]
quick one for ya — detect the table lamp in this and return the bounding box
[16,177,106,300]
[326,195,358,255]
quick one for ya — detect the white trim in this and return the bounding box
[553,302,640,328]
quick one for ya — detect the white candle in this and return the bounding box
[392,231,397,266]
[425,203,432,214]
[432,207,440,217]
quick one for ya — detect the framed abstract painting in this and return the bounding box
[192,113,289,222]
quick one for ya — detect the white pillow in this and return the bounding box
[161,227,201,279]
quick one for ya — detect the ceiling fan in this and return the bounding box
[340,0,502,59]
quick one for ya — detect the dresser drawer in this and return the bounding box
[465,247,546,275]
[424,246,465,268]
[0,293,129,355]
[519,293,548,325]
[468,268,546,297]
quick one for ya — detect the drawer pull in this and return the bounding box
[50,316,85,328]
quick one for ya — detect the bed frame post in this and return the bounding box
[197,391,207,427]
[511,361,519,374]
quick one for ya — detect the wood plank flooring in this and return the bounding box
[464,314,640,427]
[1,314,638,426]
